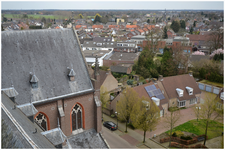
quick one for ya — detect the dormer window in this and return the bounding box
[186,86,193,95]
[176,88,183,97]
[151,97,160,106]
[30,74,39,89]
[68,69,76,81]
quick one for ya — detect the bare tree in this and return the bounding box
[116,87,138,133]
[193,92,223,145]
[164,109,181,147]
[131,96,160,143]
[207,27,224,54]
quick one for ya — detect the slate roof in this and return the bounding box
[2,28,93,105]
[41,128,67,146]
[161,74,201,101]
[67,128,108,148]
[110,65,129,74]
[17,103,38,117]
[1,93,55,148]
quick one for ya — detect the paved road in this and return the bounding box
[101,126,137,149]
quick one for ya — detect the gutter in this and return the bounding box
[1,103,39,149]
[99,132,110,149]
[33,88,94,106]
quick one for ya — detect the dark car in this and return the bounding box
[103,121,117,131]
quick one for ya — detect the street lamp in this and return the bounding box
[115,111,119,128]
[196,106,201,121]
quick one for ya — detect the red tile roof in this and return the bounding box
[126,25,137,29]
[75,25,87,29]
[108,25,119,29]
[92,25,103,29]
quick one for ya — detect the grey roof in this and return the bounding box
[105,52,140,61]
[110,66,129,73]
[93,37,112,42]
[173,36,189,41]
[131,35,146,39]
[17,103,38,117]
[67,128,108,148]
[2,87,19,97]
[2,29,93,105]
[190,55,209,62]
[41,128,67,146]
[1,93,55,148]
[83,41,116,48]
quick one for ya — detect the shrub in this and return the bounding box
[111,114,115,118]
[172,132,177,137]
[180,135,192,140]
[127,123,135,129]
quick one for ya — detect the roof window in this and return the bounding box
[176,88,183,97]
[186,86,193,95]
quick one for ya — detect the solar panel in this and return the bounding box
[152,89,160,95]
[156,94,165,100]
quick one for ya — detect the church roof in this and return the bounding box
[2,28,94,105]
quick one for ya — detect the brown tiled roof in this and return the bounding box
[108,25,119,29]
[75,25,87,29]
[126,25,137,29]
[186,34,210,41]
[161,74,201,101]
[132,82,169,110]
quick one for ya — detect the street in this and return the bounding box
[101,126,137,149]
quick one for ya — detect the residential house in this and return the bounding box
[110,81,169,117]
[108,25,120,31]
[116,18,125,25]
[75,25,87,30]
[2,28,107,148]
[18,22,29,30]
[126,25,140,31]
[83,37,115,51]
[167,29,176,38]
[103,52,140,67]
[159,74,201,108]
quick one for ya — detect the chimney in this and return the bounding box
[189,71,193,76]
[158,75,163,81]
[68,68,76,81]
[30,72,39,89]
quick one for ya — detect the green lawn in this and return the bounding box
[199,80,224,88]
[166,119,223,139]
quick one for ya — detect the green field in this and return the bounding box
[166,119,223,139]
[3,14,67,20]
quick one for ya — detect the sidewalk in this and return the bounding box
[103,114,166,149]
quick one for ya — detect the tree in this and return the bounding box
[1,119,17,148]
[164,109,181,147]
[22,14,28,19]
[100,86,109,117]
[78,14,83,19]
[163,26,168,39]
[180,20,186,29]
[93,13,102,24]
[161,47,176,77]
[117,87,138,133]
[193,93,223,145]
[3,17,7,22]
[190,26,193,34]
[41,17,46,24]
[147,19,150,23]
[207,28,224,54]
[170,20,180,33]
[193,21,197,27]
[121,15,128,22]
[131,97,160,143]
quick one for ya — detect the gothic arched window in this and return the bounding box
[35,113,48,131]
[71,104,83,131]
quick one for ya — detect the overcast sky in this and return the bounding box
[1,1,224,10]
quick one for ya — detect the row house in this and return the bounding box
[108,25,120,30]
[126,25,140,31]
[142,36,192,54]
[92,25,104,31]
[167,29,176,38]
[114,42,138,53]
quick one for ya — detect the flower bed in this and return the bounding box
[160,135,208,145]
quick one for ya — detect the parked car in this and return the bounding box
[103,121,117,131]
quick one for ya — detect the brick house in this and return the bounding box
[75,25,87,30]
[1,28,107,148]
[92,25,104,30]
[158,74,201,108]
[167,29,176,38]
[110,81,169,117]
